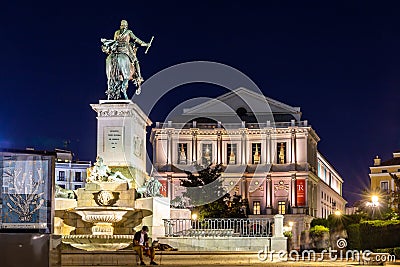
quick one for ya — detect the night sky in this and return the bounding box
[1,1,400,204]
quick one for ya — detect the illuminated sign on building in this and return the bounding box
[0,151,54,232]
[296,179,306,207]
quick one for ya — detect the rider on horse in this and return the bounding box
[114,20,148,83]
[101,20,150,100]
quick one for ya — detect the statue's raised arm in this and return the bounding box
[101,20,154,100]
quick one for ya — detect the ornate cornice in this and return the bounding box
[98,109,134,117]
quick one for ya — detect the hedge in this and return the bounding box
[375,247,400,258]
[311,218,328,228]
[309,225,329,238]
[359,220,400,250]
[346,224,360,250]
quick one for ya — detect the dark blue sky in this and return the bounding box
[1,1,400,204]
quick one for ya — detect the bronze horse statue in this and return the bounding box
[101,38,143,99]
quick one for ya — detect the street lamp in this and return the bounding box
[284,221,294,232]
[334,210,342,216]
[366,195,379,219]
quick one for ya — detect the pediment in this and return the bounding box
[180,87,301,120]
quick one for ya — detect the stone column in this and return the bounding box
[291,131,296,164]
[291,173,297,207]
[241,176,248,199]
[191,130,197,163]
[274,214,284,237]
[266,175,271,207]
[167,175,172,200]
[167,130,172,165]
[270,214,288,253]
[266,131,271,164]
[240,129,247,165]
[305,177,309,213]
[218,132,223,164]
[152,133,157,165]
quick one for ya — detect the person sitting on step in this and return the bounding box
[133,226,158,266]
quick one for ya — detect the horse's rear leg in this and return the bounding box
[122,80,129,99]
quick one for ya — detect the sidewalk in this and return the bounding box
[62,250,400,266]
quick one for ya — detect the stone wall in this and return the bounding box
[157,236,271,251]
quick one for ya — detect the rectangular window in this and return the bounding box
[252,143,261,164]
[380,181,389,191]
[278,201,286,215]
[318,162,321,177]
[74,185,81,190]
[177,143,188,164]
[253,201,261,215]
[277,142,286,164]
[382,170,388,173]
[74,172,82,182]
[58,171,65,181]
[201,143,212,165]
[227,143,237,164]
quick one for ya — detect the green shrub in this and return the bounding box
[393,247,400,258]
[309,225,329,238]
[327,213,367,230]
[374,247,400,258]
[311,218,328,228]
[284,231,293,238]
[359,220,400,250]
[375,248,394,254]
[346,224,360,250]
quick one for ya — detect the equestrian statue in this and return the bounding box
[101,20,154,99]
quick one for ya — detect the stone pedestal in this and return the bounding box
[135,197,170,239]
[76,182,135,207]
[91,100,152,187]
[270,214,287,252]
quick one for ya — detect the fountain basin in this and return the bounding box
[63,234,134,251]
[73,207,134,223]
[71,207,135,236]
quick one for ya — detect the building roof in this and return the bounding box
[380,157,400,166]
[173,87,302,123]
[0,148,57,156]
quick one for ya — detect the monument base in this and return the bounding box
[134,197,170,239]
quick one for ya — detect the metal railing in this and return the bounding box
[163,218,272,237]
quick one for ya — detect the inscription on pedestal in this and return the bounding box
[104,127,124,152]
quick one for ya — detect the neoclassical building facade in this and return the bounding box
[150,88,346,221]
[370,151,400,195]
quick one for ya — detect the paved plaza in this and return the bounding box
[61,250,400,267]
[61,262,400,267]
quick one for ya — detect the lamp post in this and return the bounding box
[367,195,379,219]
